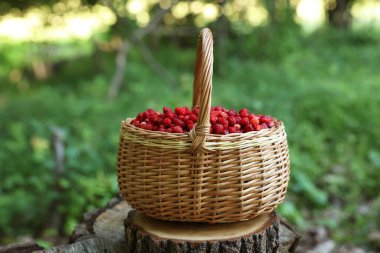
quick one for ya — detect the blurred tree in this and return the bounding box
[326,0,355,28]
[261,0,296,26]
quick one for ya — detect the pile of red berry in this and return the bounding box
[130,106,275,134]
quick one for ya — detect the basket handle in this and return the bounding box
[188,28,213,153]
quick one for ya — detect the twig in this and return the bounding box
[137,41,178,89]
[108,39,130,99]
[107,3,173,100]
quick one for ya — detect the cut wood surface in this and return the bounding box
[125,210,280,253]
[1,196,299,253]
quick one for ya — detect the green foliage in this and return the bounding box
[1,26,380,250]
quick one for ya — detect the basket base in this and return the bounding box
[124,210,280,253]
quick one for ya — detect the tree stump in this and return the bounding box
[26,196,299,253]
[124,210,280,253]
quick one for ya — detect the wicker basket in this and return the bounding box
[117,28,290,223]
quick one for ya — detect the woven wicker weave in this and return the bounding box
[117,28,290,223]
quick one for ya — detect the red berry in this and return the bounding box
[214,105,223,111]
[175,107,187,116]
[165,111,175,119]
[228,127,237,133]
[163,107,172,114]
[163,118,172,127]
[239,108,249,117]
[250,117,259,126]
[213,124,224,134]
[149,114,158,123]
[143,111,150,119]
[145,123,153,130]
[173,126,184,133]
[234,124,241,130]
[190,114,197,122]
[254,124,262,131]
[188,123,195,130]
[210,115,218,124]
[228,109,237,116]
[137,112,144,121]
[240,117,249,126]
[268,121,275,128]
[260,123,268,129]
[243,124,254,132]
[139,122,147,129]
[228,116,237,126]
[146,108,155,114]
[192,107,199,115]
[165,128,173,133]
[260,116,273,124]
[173,118,184,127]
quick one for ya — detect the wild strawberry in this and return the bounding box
[214,105,223,111]
[268,121,275,128]
[228,116,237,126]
[192,107,199,115]
[228,127,237,133]
[143,111,150,119]
[137,112,144,121]
[244,124,254,132]
[175,107,187,116]
[190,114,197,122]
[228,109,237,116]
[146,108,155,114]
[254,124,262,131]
[165,111,175,120]
[213,124,224,134]
[139,122,147,129]
[163,118,172,127]
[186,120,194,125]
[163,107,172,114]
[234,124,241,130]
[173,126,184,133]
[250,117,259,126]
[260,123,268,129]
[165,128,173,133]
[187,123,195,131]
[149,114,158,123]
[184,107,191,115]
[240,117,249,126]
[145,123,153,130]
[235,116,242,124]
[239,108,249,117]
[210,115,218,124]
[173,118,184,126]
[260,116,273,124]
[178,115,185,120]
[220,119,229,129]
[156,117,163,125]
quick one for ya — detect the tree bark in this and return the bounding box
[124,210,280,253]
[328,0,351,28]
